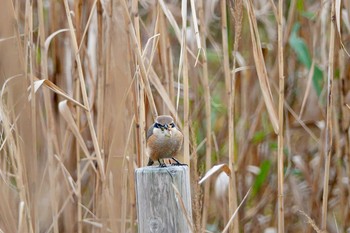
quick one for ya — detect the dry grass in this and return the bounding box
[1,0,350,232]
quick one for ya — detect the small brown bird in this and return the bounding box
[146,115,184,167]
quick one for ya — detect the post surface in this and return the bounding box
[135,166,192,233]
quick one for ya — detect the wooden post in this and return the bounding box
[135,166,192,233]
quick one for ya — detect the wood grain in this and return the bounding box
[135,166,192,233]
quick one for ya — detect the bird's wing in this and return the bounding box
[146,124,154,140]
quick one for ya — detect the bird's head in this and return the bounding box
[154,115,177,136]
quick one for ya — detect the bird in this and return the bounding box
[146,115,184,167]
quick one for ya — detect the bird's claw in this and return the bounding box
[158,159,167,168]
[171,163,188,166]
[171,157,187,166]
[147,158,154,166]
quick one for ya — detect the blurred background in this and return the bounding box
[0,0,350,232]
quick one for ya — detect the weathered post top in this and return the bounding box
[135,166,192,233]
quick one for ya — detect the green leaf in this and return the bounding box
[289,23,323,96]
[291,168,302,177]
[269,142,278,150]
[289,23,311,68]
[301,11,317,20]
[296,0,304,11]
[206,223,219,232]
[252,131,266,144]
[207,50,220,64]
[252,160,271,196]
[313,65,323,96]
[335,68,340,79]
[36,46,41,65]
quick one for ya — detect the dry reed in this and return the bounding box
[321,0,336,230]
[1,0,350,233]
[277,0,285,232]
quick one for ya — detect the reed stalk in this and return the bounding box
[24,1,37,231]
[321,0,335,230]
[277,0,285,232]
[221,0,239,232]
[198,0,212,229]
[181,0,190,166]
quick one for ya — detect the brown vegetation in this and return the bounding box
[0,0,350,232]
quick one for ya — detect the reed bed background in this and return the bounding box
[0,0,350,232]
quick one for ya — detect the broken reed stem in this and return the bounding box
[246,0,279,134]
[63,0,105,180]
[222,188,251,233]
[321,1,335,230]
[298,210,326,233]
[277,0,285,232]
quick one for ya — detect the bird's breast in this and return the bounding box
[147,129,183,159]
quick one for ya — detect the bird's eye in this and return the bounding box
[154,123,162,128]
[170,123,175,128]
